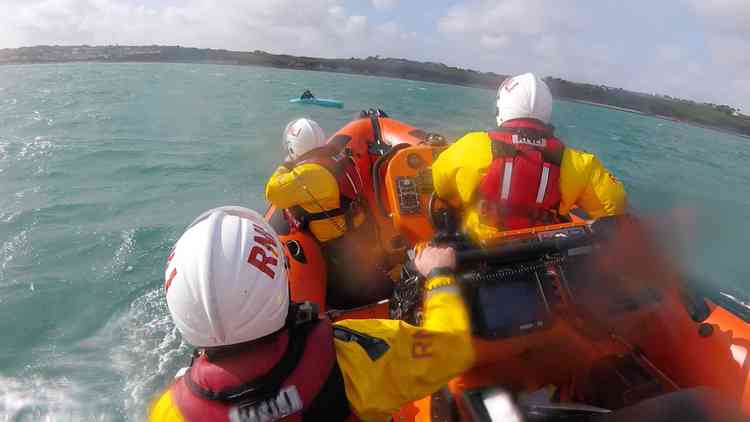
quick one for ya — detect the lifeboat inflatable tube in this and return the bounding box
[387,215,750,421]
[265,112,427,313]
[266,114,750,421]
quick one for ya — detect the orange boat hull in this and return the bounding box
[265,115,750,420]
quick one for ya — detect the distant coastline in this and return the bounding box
[562,99,645,115]
[562,99,750,139]
[2,45,748,137]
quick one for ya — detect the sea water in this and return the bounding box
[0,62,748,420]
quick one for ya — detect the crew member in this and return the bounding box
[267,118,364,243]
[300,90,315,100]
[266,118,390,308]
[432,73,627,240]
[149,206,474,422]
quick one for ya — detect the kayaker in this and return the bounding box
[149,206,474,422]
[432,72,627,240]
[265,118,392,308]
[300,89,315,100]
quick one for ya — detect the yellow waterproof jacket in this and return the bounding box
[334,276,474,421]
[265,163,365,242]
[149,276,474,422]
[432,131,627,239]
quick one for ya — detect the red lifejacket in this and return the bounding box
[288,146,364,229]
[168,318,356,422]
[478,119,565,230]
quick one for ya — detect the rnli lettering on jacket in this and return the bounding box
[158,319,352,422]
[227,387,302,422]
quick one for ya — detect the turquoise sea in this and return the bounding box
[1,63,749,420]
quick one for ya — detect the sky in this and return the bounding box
[1,0,748,110]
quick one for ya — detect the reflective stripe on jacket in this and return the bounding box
[432,127,627,239]
[477,127,564,229]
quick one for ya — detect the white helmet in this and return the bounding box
[283,118,326,161]
[496,73,553,126]
[164,206,289,347]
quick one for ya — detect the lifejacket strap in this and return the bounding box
[299,363,351,422]
[299,207,347,221]
[183,321,314,404]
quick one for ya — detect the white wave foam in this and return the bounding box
[0,141,8,161]
[28,109,54,126]
[30,285,190,421]
[0,375,118,422]
[17,136,57,162]
[0,230,30,282]
[109,288,189,420]
[103,229,136,277]
[0,209,21,224]
[0,183,40,232]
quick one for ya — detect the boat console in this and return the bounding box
[269,117,750,420]
[382,144,591,337]
[380,144,691,418]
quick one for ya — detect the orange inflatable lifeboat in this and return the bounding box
[264,110,428,314]
[379,138,750,421]
[266,113,750,421]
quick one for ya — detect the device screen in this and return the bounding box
[477,280,547,333]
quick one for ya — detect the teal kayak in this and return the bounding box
[289,98,344,109]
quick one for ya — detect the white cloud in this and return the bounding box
[734,79,750,102]
[437,5,471,34]
[371,0,398,11]
[705,36,750,71]
[436,0,595,81]
[480,34,509,49]
[1,0,748,110]
[434,0,749,110]
[438,0,582,37]
[689,0,750,109]
[0,0,416,59]
[376,21,415,41]
[689,1,749,73]
[532,35,560,59]
[691,0,750,33]
[655,45,687,63]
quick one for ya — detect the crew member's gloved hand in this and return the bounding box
[414,245,456,278]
